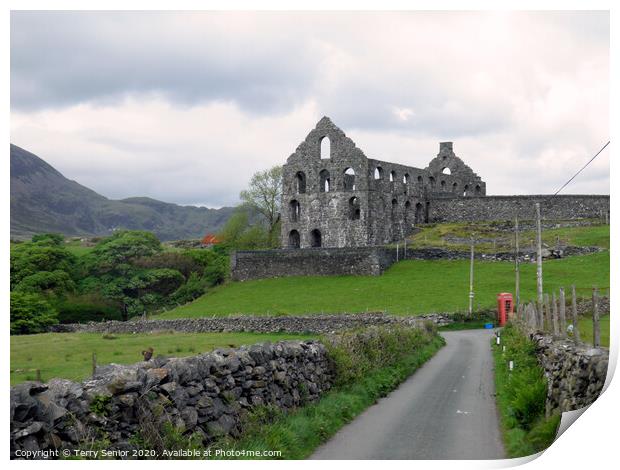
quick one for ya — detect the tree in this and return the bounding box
[11,242,77,288]
[239,165,282,239]
[85,230,162,275]
[10,291,59,335]
[14,270,76,299]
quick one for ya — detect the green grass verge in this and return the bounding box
[211,335,445,459]
[578,314,610,348]
[492,324,560,457]
[160,251,609,318]
[10,331,314,385]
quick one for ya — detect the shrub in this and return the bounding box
[325,324,439,386]
[10,291,59,334]
[170,273,206,304]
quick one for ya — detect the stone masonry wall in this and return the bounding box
[49,313,451,336]
[428,195,610,223]
[231,247,390,280]
[11,340,333,458]
[530,332,609,414]
[231,244,603,281]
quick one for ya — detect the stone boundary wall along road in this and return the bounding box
[530,332,609,415]
[11,340,334,458]
[50,313,453,335]
[428,194,610,223]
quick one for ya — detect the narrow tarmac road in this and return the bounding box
[311,329,505,460]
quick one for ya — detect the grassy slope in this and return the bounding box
[10,331,314,385]
[408,222,609,253]
[160,251,609,318]
[578,314,610,348]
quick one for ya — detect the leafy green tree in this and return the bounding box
[11,242,77,288]
[14,270,76,298]
[86,230,162,275]
[31,233,64,246]
[240,165,282,238]
[10,291,59,334]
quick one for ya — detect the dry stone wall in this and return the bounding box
[50,313,451,335]
[428,195,610,223]
[530,332,609,414]
[11,340,333,459]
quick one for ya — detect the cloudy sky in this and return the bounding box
[11,11,609,208]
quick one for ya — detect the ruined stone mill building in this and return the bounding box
[281,117,486,249]
[231,117,609,280]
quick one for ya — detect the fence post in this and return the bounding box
[543,293,551,333]
[552,292,559,335]
[537,299,544,331]
[36,369,41,382]
[396,243,399,262]
[559,287,567,337]
[92,352,97,377]
[571,285,580,343]
[592,287,601,348]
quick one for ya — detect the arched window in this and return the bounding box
[319,169,330,193]
[289,200,300,222]
[288,230,300,249]
[320,136,331,159]
[405,200,412,224]
[429,176,436,188]
[310,229,322,248]
[463,184,469,197]
[452,182,458,192]
[415,202,424,224]
[390,170,397,182]
[417,175,423,184]
[374,167,383,180]
[391,198,398,220]
[475,184,481,194]
[440,180,446,190]
[295,171,306,194]
[442,167,452,175]
[403,173,410,184]
[343,168,356,191]
[349,197,361,220]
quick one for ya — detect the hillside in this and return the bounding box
[10,144,235,241]
[159,223,609,317]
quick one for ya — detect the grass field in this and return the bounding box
[578,314,610,348]
[10,331,314,385]
[408,222,609,252]
[160,251,609,318]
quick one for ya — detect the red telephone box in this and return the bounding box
[496,293,514,327]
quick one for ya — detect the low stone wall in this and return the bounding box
[231,247,391,281]
[50,312,452,335]
[428,194,610,223]
[231,244,602,281]
[11,340,333,459]
[531,333,609,414]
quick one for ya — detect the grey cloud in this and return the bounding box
[11,11,318,113]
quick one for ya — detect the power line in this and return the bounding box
[553,141,610,195]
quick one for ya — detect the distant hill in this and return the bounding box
[10,144,235,241]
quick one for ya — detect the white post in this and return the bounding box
[469,239,475,317]
[535,203,544,307]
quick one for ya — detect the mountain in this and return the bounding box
[10,144,235,241]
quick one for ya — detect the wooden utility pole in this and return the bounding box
[468,238,475,316]
[514,217,520,309]
[535,203,544,306]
